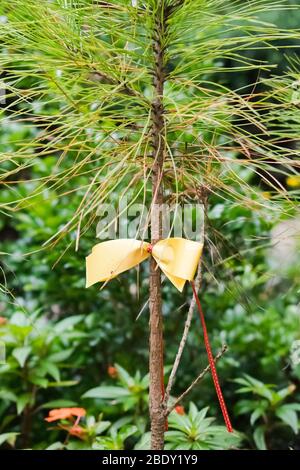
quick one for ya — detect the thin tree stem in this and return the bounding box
[166,345,228,416]
[163,263,202,407]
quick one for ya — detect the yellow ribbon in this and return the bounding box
[86,238,203,292]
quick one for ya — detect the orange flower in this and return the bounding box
[45,407,86,423]
[67,424,85,438]
[108,365,118,378]
[0,317,7,326]
[175,405,185,415]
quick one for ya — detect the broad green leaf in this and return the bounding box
[83,386,131,399]
[134,432,151,450]
[278,403,300,412]
[17,393,32,415]
[46,442,65,450]
[0,432,19,447]
[0,390,17,402]
[10,312,28,327]
[47,380,79,387]
[115,364,134,388]
[12,346,31,367]
[274,385,296,403]
[47,349,74,363]
[275,406,299,434]
[29,375,49,388]
[234,399,256,415]
[41,399,78,409]
[253,426,267,450]
[118,425,138,441]
[39,361,60,382]
[94,421,111,435]
[66,441,90,450]
[250,408,265,426]
[54,315,83,333]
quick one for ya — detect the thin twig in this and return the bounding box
[163,261,202,406]
[165,344,228,416]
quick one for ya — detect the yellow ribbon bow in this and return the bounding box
[86,238,203,292]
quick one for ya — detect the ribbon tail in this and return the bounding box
[190,281,233,433]
[163,272,186,292]
[154,263,186,292]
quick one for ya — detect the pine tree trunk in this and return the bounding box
[149,1,166,451]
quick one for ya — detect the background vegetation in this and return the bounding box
[0,0,300,450]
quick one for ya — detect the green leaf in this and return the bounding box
[47,380,79,387]
[82,386,130,399]
[275,406,299,434]
[118,425,138,441]
[0,390,18,402]
[39,361,60,382]
[47,349,74,363]
[234,399,255,415]
[115,364,134,388]
[54,315,83,333]
[66,441,90,450]
[41,399,78,409]
[16,393,32,415]
[189,402,201,420]
[94,421,111,435]
[278,403,300,412]
[45,442,65,450]
[134,432,151,450]
[275,385,296,402]
[29,376,49,388]
[10,312,29,327]
[253,426,267,450]
[12,346,31,367]
[0,432,19,447]
[110,416,134,434]
[250,408,265,426]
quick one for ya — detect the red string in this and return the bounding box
[190,281,233,433]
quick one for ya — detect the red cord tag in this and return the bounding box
[190,281,233,433]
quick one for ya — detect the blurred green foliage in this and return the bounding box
[1,134,299,448]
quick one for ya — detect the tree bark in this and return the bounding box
[149,1,166,451]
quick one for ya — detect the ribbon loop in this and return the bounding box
[86,239,150,288]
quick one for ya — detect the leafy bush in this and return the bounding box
[235,375,300,450]
[164,404,242,450]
